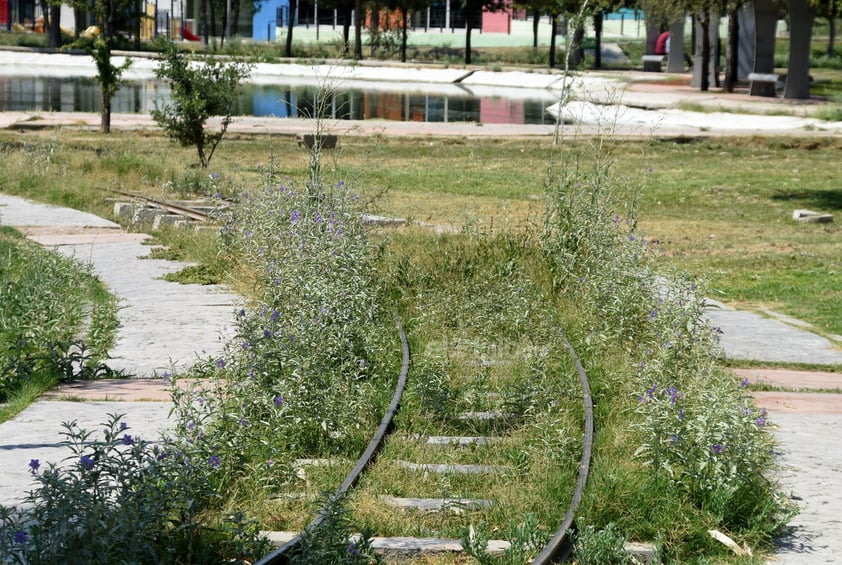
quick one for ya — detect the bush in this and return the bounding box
[152,40,253,168]
[0,413,270,563]
[0,235,116,400]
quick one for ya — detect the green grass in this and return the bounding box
[0,228,119,422]
[2,130,840,339]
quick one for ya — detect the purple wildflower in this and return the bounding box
[28,459,39,474]
[712,444,725,455]
[122,434,133,446]
[209,455,221,468]
[14,531,27,544]
[79,455,96,470]
[216,358,226,369]
[273,395,284,407]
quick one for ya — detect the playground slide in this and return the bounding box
[182,28,200,42]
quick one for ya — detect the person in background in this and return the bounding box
[655,31,670,56]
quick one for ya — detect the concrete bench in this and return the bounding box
[642,54,665,72]
[748,72,785,97]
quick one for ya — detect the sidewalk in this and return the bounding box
[0,193,241,508]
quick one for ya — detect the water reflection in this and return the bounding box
[0,76,557,125]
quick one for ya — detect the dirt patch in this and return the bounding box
[43,378,198,402]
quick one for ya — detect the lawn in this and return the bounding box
[1,130,839,338]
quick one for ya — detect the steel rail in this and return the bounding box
[532,334,595,564]
[255,317,411,565]
[104,188,214,222]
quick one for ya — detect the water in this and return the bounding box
[0,75,559,125]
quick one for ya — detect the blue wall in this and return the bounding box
[253,0,286,40]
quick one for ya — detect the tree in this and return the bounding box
[355,0,363,58]
[286,0,298,56]
[461,0,506,64]
[723,1,743,92]
[69,0,135,133]
[151,41,253,168]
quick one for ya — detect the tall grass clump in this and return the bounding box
[0,230,117,403]
[164,148,396,504]
[541,132,793,559]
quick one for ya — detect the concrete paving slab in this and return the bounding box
[737,369,842,391]
[0,193,119,228]
[762,413,842,565]
[43,378,187,402]
[705,300,842,366]
[754,392,842,415]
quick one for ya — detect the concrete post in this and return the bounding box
[691,11,720,88]
[667,18,686,72]
[784,0,815,99]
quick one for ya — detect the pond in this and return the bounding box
[0,75,560,125]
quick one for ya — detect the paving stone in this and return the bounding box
[394,460,506,474]
[380,496,492,512]
[424,435,499,447]
[0,401,172,507]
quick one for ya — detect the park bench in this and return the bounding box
[748,72,785,97]
[642,54,665,72]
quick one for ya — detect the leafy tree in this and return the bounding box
[151,41,253,168]
[69,0,136,133]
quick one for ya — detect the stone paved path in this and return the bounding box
[0,193,241,507]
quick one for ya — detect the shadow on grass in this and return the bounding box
[771,189,842,211]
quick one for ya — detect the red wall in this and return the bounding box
[482,10,510,33]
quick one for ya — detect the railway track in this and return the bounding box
[255,328,594,564]
[106,190,597,563]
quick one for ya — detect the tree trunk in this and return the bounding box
[700,13,710,91]
[210,0,217,38]
[354,0,362,59]
[784,0,815,99]
[829,12,837,57]
[285,0,296,57]
[400,5,408,63]
[593,10,603,69]
[342,12,351,56]
[465,18,473,64]
[569,21,584,68]
[532,10,539,49]
[48,3,61,48]
[549,13,558,68]
[100,88,111,134]
[724,6,739,92]
[200,0,209,48]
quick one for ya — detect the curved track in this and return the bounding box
[113,193,596,564]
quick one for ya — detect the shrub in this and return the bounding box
[0,235,116,400]
[540,131,792,555]
[151,40,253,168]
[0,413,270,563]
